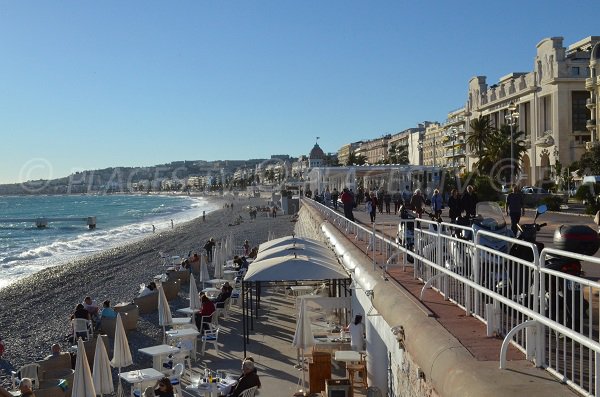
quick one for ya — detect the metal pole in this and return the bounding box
[510,122,514,186]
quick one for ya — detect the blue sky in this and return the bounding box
[0,1,597,183]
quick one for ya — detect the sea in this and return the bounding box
[0,194,219,289]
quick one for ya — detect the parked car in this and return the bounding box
[521,186,549,194]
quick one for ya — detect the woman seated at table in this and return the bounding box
[226,359,261,397]
[144,377,174,397]
[215,282,233,304]
[195,295,216,331]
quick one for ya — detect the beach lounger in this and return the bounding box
[162,279,180,301]
[114,303,139,331]
[134,291,159,314]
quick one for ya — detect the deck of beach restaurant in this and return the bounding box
[6,225,366,397]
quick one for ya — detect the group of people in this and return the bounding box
[68,296,118,341]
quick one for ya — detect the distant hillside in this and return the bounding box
[0,159,267,195]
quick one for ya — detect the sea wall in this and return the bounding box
[300,201,578,397]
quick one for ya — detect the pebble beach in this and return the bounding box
[0,195,296,388]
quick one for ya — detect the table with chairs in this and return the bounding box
[138,344,181,371]
[119,367,165,397]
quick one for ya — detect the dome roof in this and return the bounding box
[309,143,325,159]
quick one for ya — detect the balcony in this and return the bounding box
[587,97,596,109]
[587,119,597,131]
[597,75,600,85]
[586,78,595,90]
[586,141,600,151]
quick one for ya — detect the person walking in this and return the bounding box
[410,189,426,218]
[340,188,355,222]
[448,189,462,223]
[431,189,443,217]
[383,191,392,214]
[461,185,478,218]
[506,185,525,236]
[368,192,378,223]
[392,190,402,214]
[331,188,339,210]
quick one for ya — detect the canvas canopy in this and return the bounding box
[244,254,348,282]
[255,243,336,262]
[257,236,325,253]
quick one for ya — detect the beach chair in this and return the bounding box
[200,327,220,356]
[72,318,92,340]
[215,297,231,320]
[169,363,185,396]
[240,386,258,397]
[11,363,40,389]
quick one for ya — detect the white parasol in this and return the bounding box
[189,274,201,311]
[213,246,224,279]
[158,284,173,342]
[291,298,315,395]
[92,336,114,395]
[111,313,133,397]
[199,254,210,289]
[73,337,97,397]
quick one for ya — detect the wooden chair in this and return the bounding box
[346,360,368,389]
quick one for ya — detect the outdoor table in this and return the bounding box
[289,285,314,297]
[206,278,229,287]
[202,287,221,299]
[186,376,237,397]
[119,368,165,396]
[165,328,200,360]
[138,344,180,371]
[170,317,192,328]
[176,307,197,316]
[223,270,238,280]
[314,335,351,351]
[334,350,365,363]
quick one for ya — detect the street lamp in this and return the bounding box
[450,128,458,177]
[505,101,520,185]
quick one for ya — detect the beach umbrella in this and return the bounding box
[92,336,114,395]
[189,274,201,311]
[214,246,224,279]
[111,313,133,397]
[158,284,173,342]
[199,254,209,289]
[292,299,315,395]
[73,337,97,397]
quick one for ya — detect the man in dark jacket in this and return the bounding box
[506,185,525,235]
[204,238,215,262]
[461,185,478,218]
[228,359,261,397]
[340,188,355,222]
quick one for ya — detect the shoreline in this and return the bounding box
[0,195,295,388]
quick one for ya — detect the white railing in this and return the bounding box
[304,199,600,396]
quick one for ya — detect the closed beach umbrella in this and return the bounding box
[292,299,315,395]
[214,246,224,279]
[189,274,201,310]
[73,337,96,397]
[111,314,132,397]
[158,284,173,342]
[199,254,209,289]
[92,336,114,395]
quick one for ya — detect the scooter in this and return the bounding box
[511,204,590,329]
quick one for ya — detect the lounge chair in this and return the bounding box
[114,303,139,331]
[162,279,180,301]
[167,269,189,284]
[133,291,159,314]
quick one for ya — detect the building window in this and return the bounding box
[571,67,580,76]
[572,91,589,133]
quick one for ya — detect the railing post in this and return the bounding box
[372,222,377,271]
[435,223,446,300]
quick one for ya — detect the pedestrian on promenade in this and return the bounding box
[392,190,402,214]
[383,191,392,214]
[367,192,378,223]
[431,189,443,217]
[203,210,206,221]
[461,185,478,218]
[506,185,525,236]
[331,188,339,210]
[340,188,355,222]
[410,189,426,218]
[448,189,462,223]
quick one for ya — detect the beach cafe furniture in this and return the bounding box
[167,268,190,284]
[200,328,220,356]
[168,363,185,396]
[170,317,192,329]
[72,318,92,341]
[138,344,180,371]
[119,367,164,397]
[201,287,221,299]
[133,291,159,314]
[165,328,200,361]
[114,303,139,331]
[161,278,181,301]
[335,350,368,389]
[185,373,237,397]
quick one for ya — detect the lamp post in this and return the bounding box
[505,101,520,185]
[451,128,457,177]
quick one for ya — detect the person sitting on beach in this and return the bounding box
[227,360,261,397]
[138,281,157,297]
[71,303,91,321]
[100,300,117,319]
[248,247,258,259]
[195,295,215,331]
[215,282,233,304]
[19,378,35,397]
[83,296,100,326]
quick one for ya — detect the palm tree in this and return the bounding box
[467,116,493,158]
[387,143,409,164]
[475,124,527,182]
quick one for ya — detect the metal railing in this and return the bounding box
[304,199,600,396]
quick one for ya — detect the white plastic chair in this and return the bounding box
[215,297,231,320]
[72,318,92,340]
[240,386,258,397]
[200,327,220,356]
[169,363,185,397]
[11,363,40,389]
